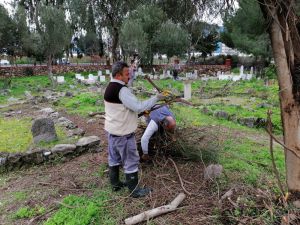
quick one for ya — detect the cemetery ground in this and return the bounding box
[0,72,295,225]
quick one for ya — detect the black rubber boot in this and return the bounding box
[125,172,152,198]
[109,166,126,191]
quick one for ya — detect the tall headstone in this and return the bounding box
[250,66,253,75]
[183,80,192,100]
[138,67,143,76]
[240,65,244,76]
[98,70,102,76]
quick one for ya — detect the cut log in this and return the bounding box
[124,193,186,225]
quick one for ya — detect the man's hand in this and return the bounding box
[141,154,151,161]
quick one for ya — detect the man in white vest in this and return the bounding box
[104,61,165,198]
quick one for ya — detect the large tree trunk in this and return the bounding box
[47,55,56,88]
[111,27,119,62]
[259,0,300,193]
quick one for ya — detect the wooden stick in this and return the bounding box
[168,158,192,195]
[265,127,300,159]
[124,193,186,225]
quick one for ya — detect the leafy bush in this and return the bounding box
[261,64,276,79]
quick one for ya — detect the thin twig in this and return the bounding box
[53,200,77,209]
[168,158,191,195]
[265,128,300,159]
[37,182,91,191]
[28,206,57,225]
[266,110,286,198]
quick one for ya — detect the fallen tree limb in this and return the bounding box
[124,193,186,225]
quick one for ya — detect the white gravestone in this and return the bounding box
[98,70,102,76]
[57,76,65,84]
[138,67,143,76]
[100,75,106,82]
[183,80,192,100]
[88,74,96,80]
[75,74,81,79]
[240,65,244,76]
[106,69,110,75]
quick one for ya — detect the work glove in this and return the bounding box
[156,93,166,100]
[156,90,173,101]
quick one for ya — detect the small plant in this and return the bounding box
[44,192,117,225]
[13,206,45,219]
[231,67,240,74]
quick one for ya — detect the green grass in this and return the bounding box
[44,191,119,225]
[56,92,104,116]
[13,191,28,201]
[0,117,32,152]
[221,137,285,185]
[0,117,73,153]
[172,104,285,186]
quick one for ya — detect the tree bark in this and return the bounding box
[47,55,56,88]
[259,0,300,192]
[111,27,119,62]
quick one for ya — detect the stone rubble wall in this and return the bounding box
[0,136,101,173]
[0,64,230,78]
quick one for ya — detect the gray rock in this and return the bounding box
[24,91,33,99]
[256,103,272,108]
[67,128,85,137]
[7,153,22,165]
[65,91,73,97]
[293,200,300,208]
[76,136,100,147]
[22,151,44,164]
[213,111,229,120]
[49,112,59,119]
[238,117,256,128]
[7,97,19,102]
[39,108,55,116]
[95,100,102,106]
[201,107,212,115]
[31,118,57,144]
[57,117,77,129]
[0,157,7,166]
[51,144,76,154]
[87,119,97,124]
[204,164,223,180]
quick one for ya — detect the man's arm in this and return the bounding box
[141,120,158,155]
[119,87,159,113]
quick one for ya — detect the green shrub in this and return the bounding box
[261,64,276,79]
